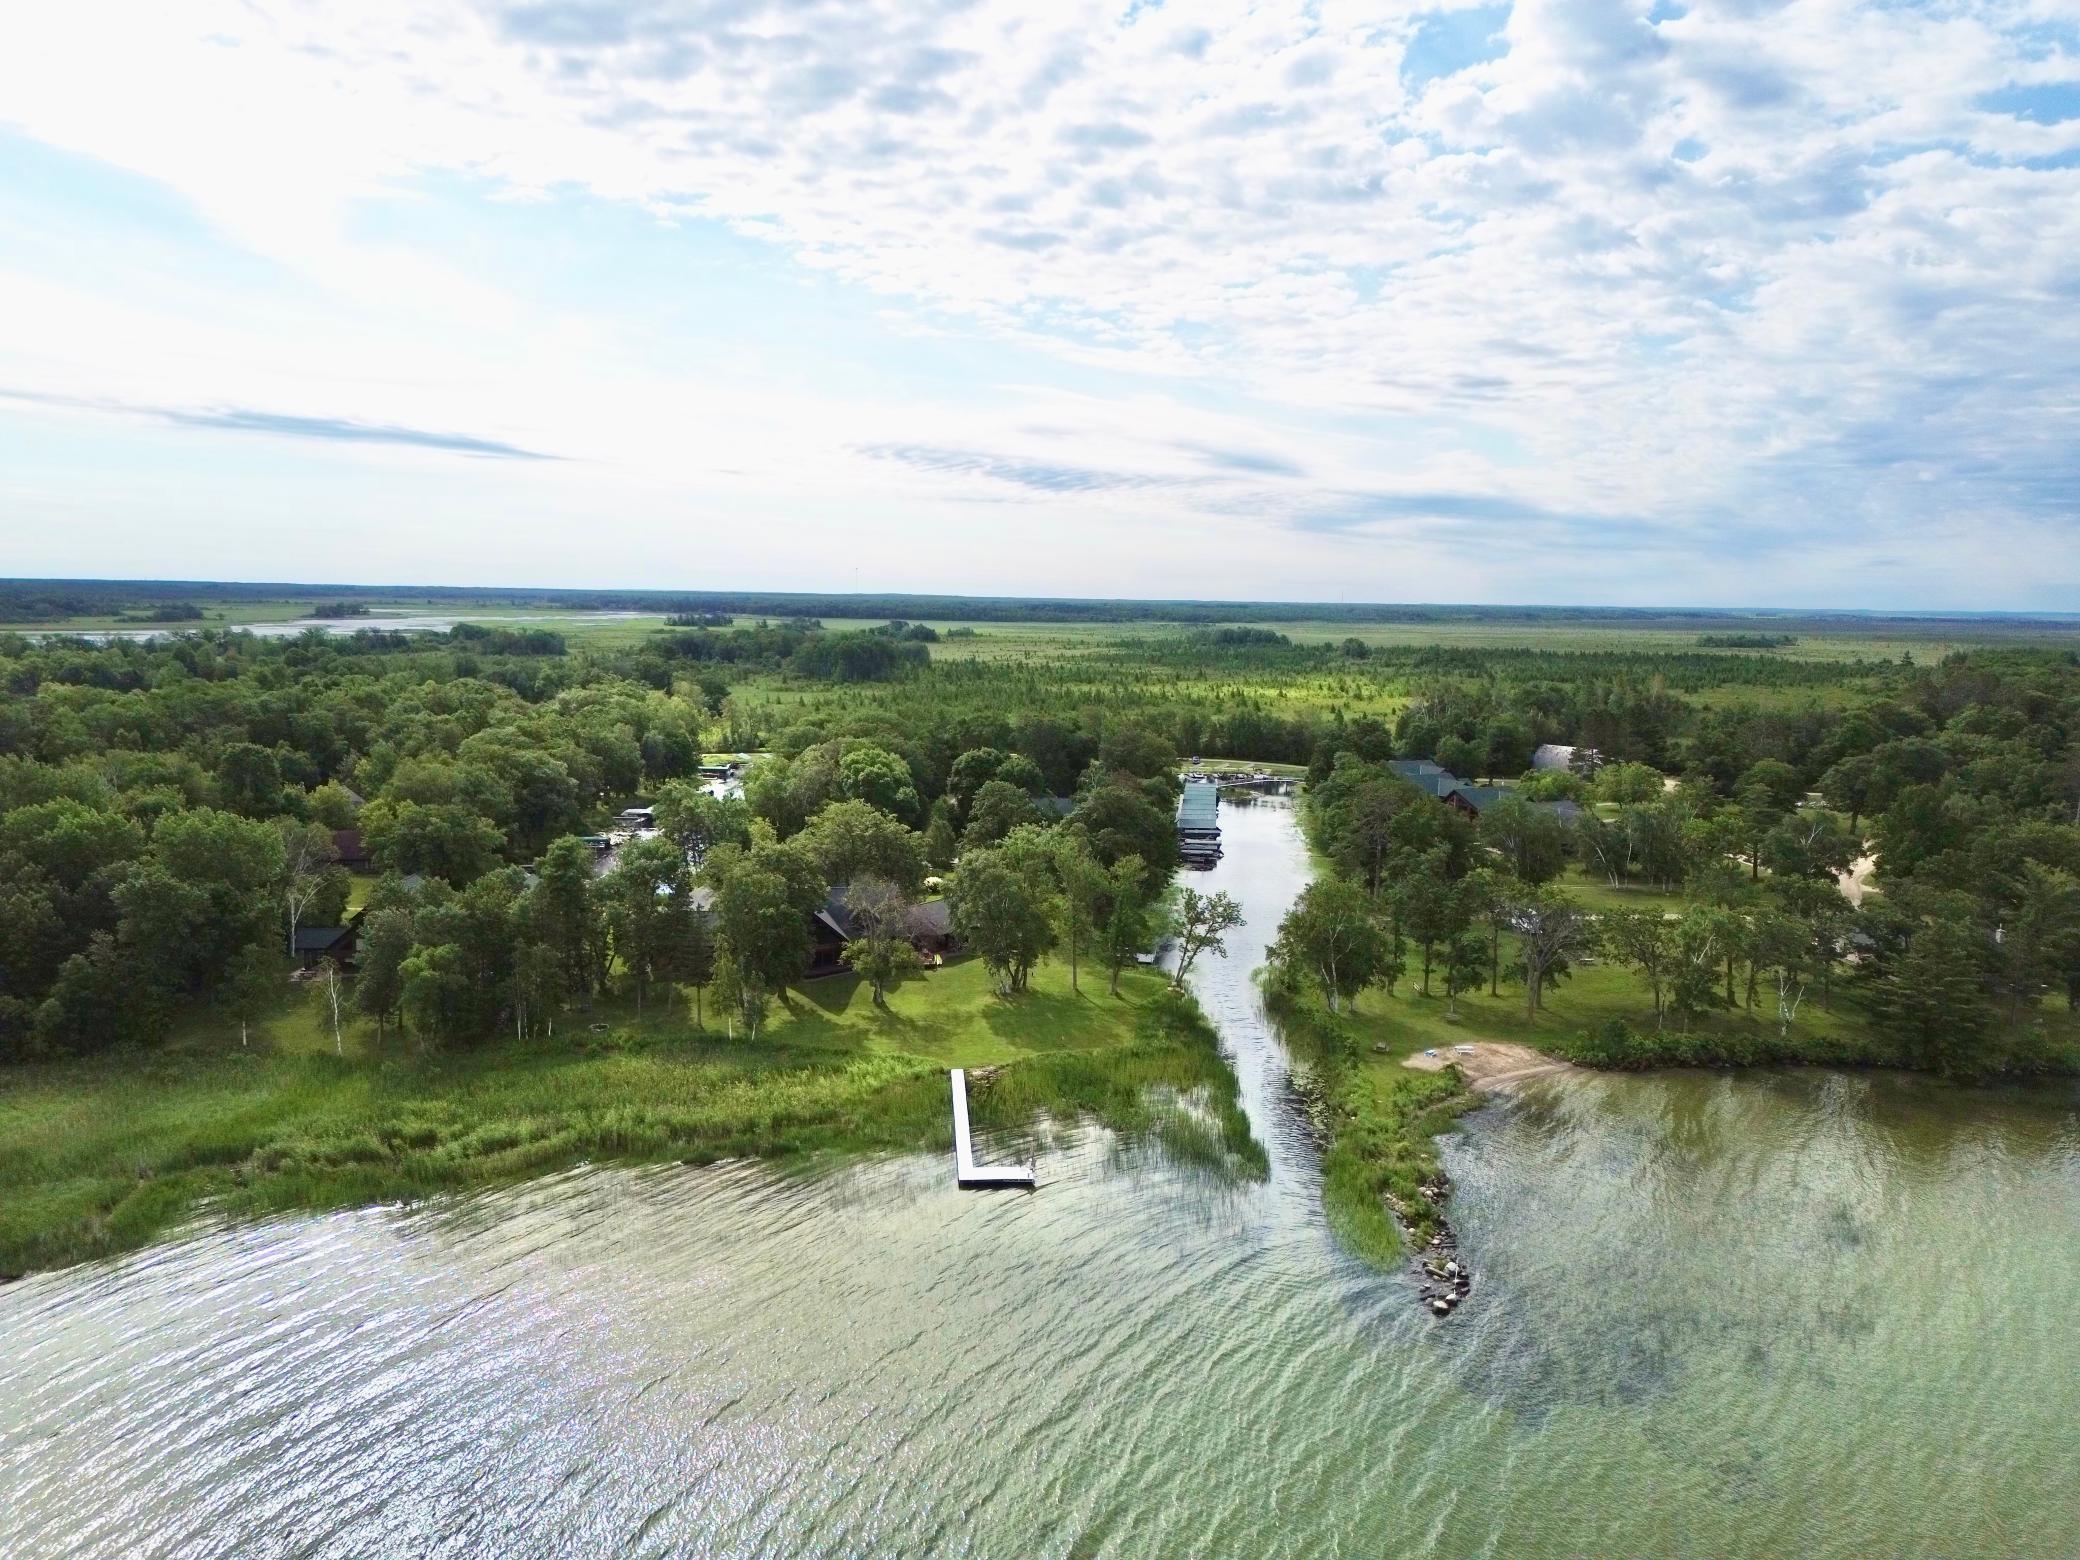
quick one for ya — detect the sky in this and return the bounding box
[1,0,2077,609]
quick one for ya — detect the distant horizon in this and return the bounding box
[6,575,2079,626]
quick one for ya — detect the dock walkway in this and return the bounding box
[949,1068,1037,1189]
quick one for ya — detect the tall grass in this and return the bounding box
[1266,982,1477,1264]
[0,985,1264,1277]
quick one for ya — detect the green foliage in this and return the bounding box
[950,843,1058,994]
[962,779,1045,848]
[797,798,928,890]
[703,834,826,1015]
[1269,876,1395,1013]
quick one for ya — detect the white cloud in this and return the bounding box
[0,0,2075,603]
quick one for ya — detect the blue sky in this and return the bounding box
[1,0,2076,608]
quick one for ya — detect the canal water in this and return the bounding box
[3,804,2076,1556]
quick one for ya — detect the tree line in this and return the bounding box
[1271,651,2080,1075]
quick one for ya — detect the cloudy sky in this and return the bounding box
[2,0,2076,607]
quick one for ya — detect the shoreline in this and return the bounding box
[0,975,1261,1281]
[1403,1041,1580,1093]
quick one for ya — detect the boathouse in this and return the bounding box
[1176,779,1222,867]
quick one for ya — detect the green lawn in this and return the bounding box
[1552,865,1690,916]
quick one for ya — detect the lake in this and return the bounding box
[3,803,2074,1556]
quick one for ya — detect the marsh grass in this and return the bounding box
[0,960,1263,1277]
[1268,984,1476,1263]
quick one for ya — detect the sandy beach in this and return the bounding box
[1404,1042,1578,1091]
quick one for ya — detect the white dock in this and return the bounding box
[949,1068,1037,1189]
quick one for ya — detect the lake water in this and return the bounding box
[3,804,2075,1556]
[48,612,652,642]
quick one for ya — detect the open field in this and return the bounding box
[7,579,2078,662]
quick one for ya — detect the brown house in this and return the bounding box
[807,888,957,977]
[294,915,363,970]
[330,828,371,870]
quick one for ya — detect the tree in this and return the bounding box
[1436,734,1482,778]
[950,844,1057,994]
[1270,877,1391,1014]
[1441,931,1488,1018]
[224,941,278,1050]
[1339,715,1394,761]
[1099,854,1155,996]
[508,940,565,1038]
[216,742,284,816]
[600,837,693,1013]
[354,907,413,1041]
[1323,773,1409,897]
[1477,796,1570,886]
[962,780,1045,849]
[35,933,162,1053]
[712,943,771,1037]
[1170,888,1244,990]
[839,877,920,1006]
[946,748,1012,818]
[1508,888,1589,1018]
[704,836,825,1011]
[312,955,346,1055]
[279,820,339,957]
[360,799,504,885]
[530,836,606,998]
[1737,758,1805,814]
[1667,907,1731,1031]
[1462,866,1517,997]
[1595,762,1664,805]
[652,782,751,864]
[1072,778,1178,874]
[1760,809,1858,884]
[677,909,717,1029]
[308,781,361,829]
[1395,849,1467,996]
[1818,753,1879,833]
[116,808,282,1000]
[1751,910,1815,1039]
[1602,909,1674,1029]
[1728,794,1785,882]
[921,800,958,868]
[1048,826,1107,993]
[1868,919,1994,1074]
[837,745,923,825]
[1989,863,2080,1021]
[1097,724,1177,780]
[400,942,471,1046]
[798,799,927,890]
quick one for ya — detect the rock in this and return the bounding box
[1444,1260,1458,1277]
[1431,1298,1451,1315]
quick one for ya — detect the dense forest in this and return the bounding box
[0,622,1181,1058]
[1,617,2076,1077]
[1276,650,2080,1076]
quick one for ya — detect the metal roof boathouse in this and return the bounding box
[1176,779,1222,868]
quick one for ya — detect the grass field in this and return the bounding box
[8,595,2078,663]
[1552,865,1691,915]
[0,956,1265,1278]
